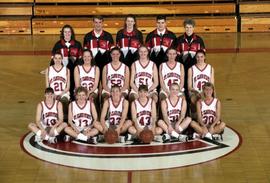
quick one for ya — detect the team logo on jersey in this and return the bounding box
[21,126,241,171]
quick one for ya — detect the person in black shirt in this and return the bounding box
[116,14,143,67]
[145,15,177,69]
[83,16,114,72]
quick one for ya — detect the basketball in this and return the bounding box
[104,128,119,144]
[139,129,154,144]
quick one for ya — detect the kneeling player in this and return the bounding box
[190,82,225,140]
[28,87,67,143]
[100,85,132,142]
[127,85,159,141]
[64,86,103,143]
[157,83,191,142]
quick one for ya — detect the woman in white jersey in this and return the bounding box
[190,82,225,139]
[45,52,70,101]
[129,46,159,103]
[74,49,99,100]
[28,87,67,143]
[159,48,184,100]
[100,85,132,137]
[102,47,130,100]
[188,50,214,94]
[64,87,103,143]
[158,83,191,142]
[127,85,159,139]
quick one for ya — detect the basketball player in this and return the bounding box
[64,87,103,143]
[45,52,70,101]
[74,49,99,100]
[188,50,214,93]
[100,85,132,140]
[28,87,67,143]
[127,85,159,140]
[159,48,185,100]
[190,82,226,139]
[145,15,177,69]
[116,14,143,67]
[158,83,191,142]
[130,46,159,103]
[102,47,130,100]
[83,16,114,72]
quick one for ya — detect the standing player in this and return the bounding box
[100,85,132,140]
[28,87,67,143]
[64,87,103,143]
[127,85,159,140]
[74,49,99,100]
[83,16,114,72]
[190,82,225,139]
[176,18,205,95]
[45,52,70,101]
[102,47,130,100]
[159,48,185,100]
[157,83,191,142]
[116,14,143,67]
[145,15,176,69]
[188,50,214,93]
[130,46,159,103]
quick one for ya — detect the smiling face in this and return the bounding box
[76,91,87,103]
[83,51,92,65]
[138,46,149,60]
[185,24,194,36]
[203,85,214,98]
[126,17,135,30]
[45,91,55,101]
[93,18,103,32]
[111,86,121,100]
[63,27,72,41]
[53,54,63,65]
[196,52,206,64]
[111,49,121,62]
[169,84,180,97]
[157,19,166,32]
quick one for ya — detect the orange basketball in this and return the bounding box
[104,128,119,144]
[139,129,154,144]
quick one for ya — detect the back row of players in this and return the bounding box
[28,15,225,144]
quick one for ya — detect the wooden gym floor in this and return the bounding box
[0,33,270,183]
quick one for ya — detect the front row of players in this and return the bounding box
[28,82,225,144]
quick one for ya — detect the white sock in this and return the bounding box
[178,126,183,133]
[171,130,180,138]
[44,135,50,140]
[36,130,41,137]
[205,132,212,139]
[54,129,59,136]
[77,133,88,141]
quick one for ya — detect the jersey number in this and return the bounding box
[111,79,122,87]
[54,82,64,92]
[203,116,214,125]
[82,82,93,91]
[139,116,151,126]
[110,117,121,125]
[167,79,179,87]
[169,115,179,123]
[139,78,149,86]
[45,119,56,126]
[197,81,207,91]
[78,119,89,127]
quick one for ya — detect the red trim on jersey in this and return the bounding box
[204,97,215,106]
[138,97,150,108]
[82,65,92,74]
[195,63,208,72]
[111,97,122,109]
[52,65,64,73]
[44,99,56,110]
[166,61,177,70]
[138,59,150,69]
[169,96,180,108]
[75,100,87,110]
[111,62,122,71]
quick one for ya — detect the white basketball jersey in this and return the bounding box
[108,97,124,126]
[192,64,212,92]
[166,97,183,123]
[78,65,96,91]
[161,62,182,90]
[106,63,126,89]
[135,98,152,127]
[41,100,58,127]
[134,60,154,89]
[72,100,93,128]
[201,98,218,126]
[48,66,68,96]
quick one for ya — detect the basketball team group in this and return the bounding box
[28,14,226,144]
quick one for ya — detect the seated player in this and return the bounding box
[159,48,184,100]
[28,87,67,143]
[45,52,70,101]
[74,49,99,100]
[64,86,103,143]
[157,83,191,142]
[100,85,132,142]
[129,46,159,103]
[188,50,214,94]
[102,47,130,100]
[127,85,159,141]
[190,82,225,140]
